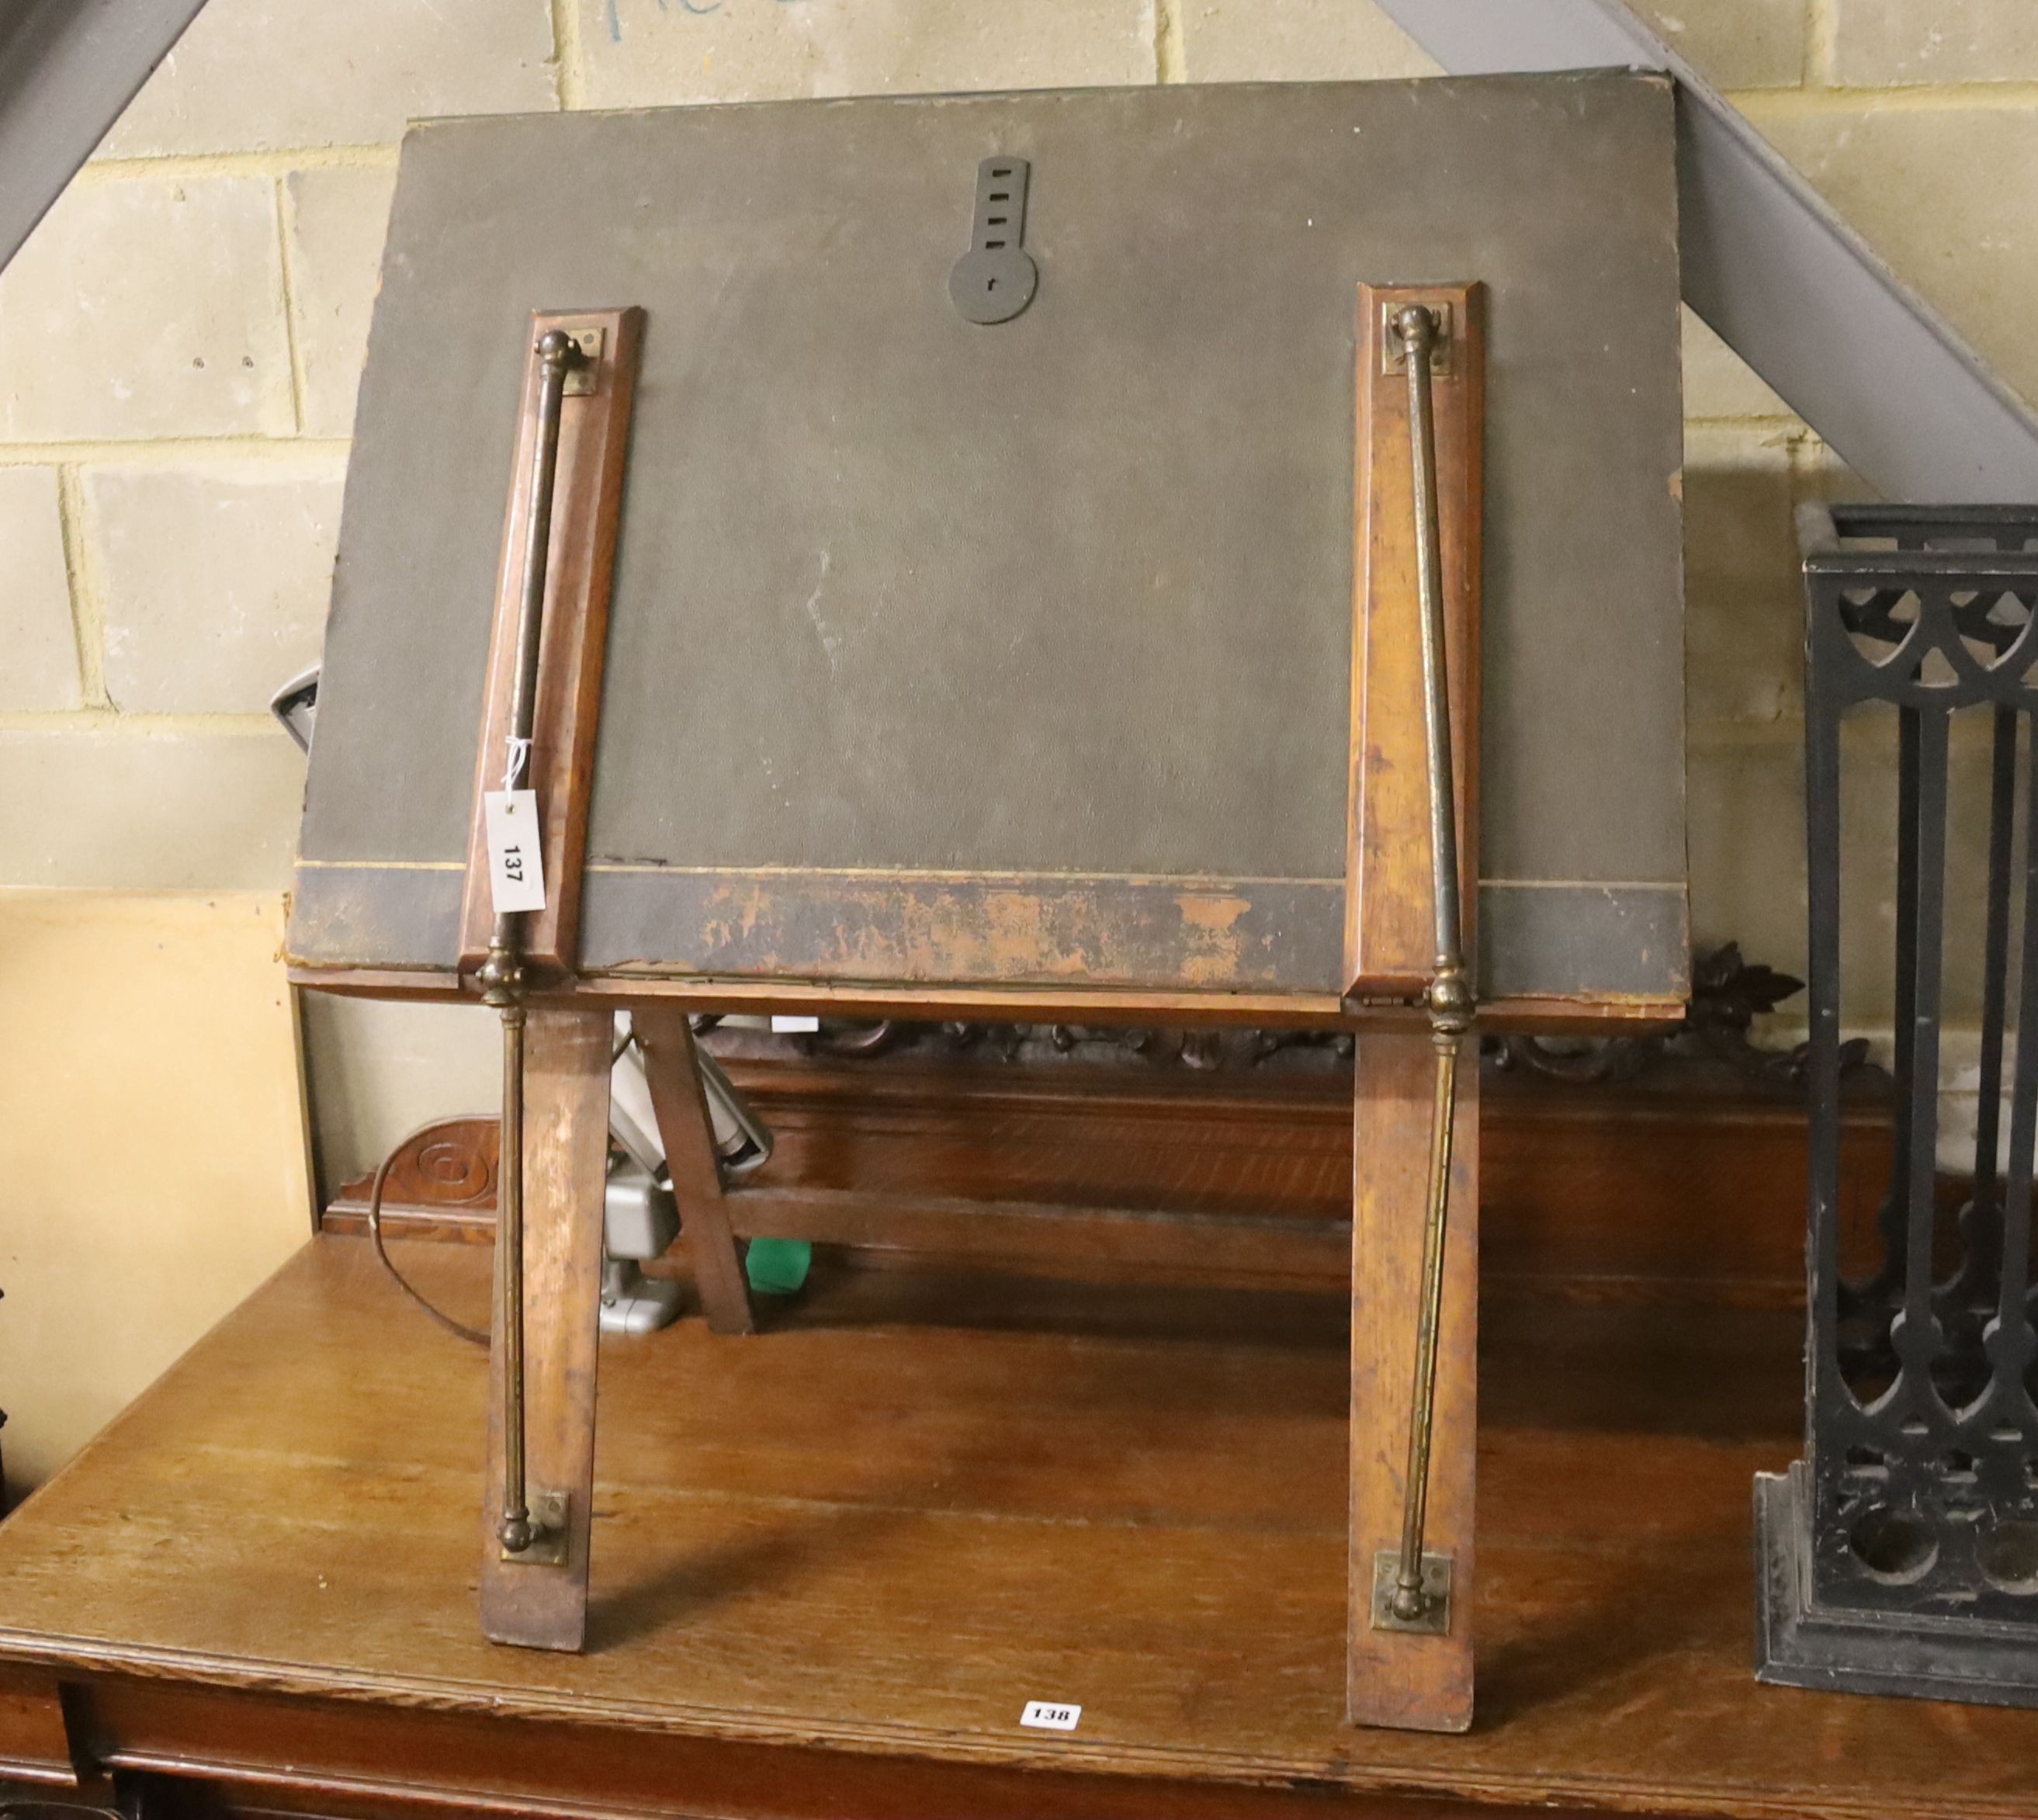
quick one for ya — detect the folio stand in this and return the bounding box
[456,292,1486,1727]
[1758,504,2038,1705]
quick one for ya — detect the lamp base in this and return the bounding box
[598,1259,685,1336]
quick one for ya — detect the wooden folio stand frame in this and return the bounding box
[447,287,1485,1732]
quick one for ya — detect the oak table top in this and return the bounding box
[0,1236,2031,1819]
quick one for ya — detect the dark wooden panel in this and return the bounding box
[0,1664,78,1787]
[326,1056,1894,1304]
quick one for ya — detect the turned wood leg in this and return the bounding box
[634,1007,757,1336]
[480,1007,613,1651]
[1347,1028,1478,1732]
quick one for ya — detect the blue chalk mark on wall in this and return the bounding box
[608,0,814,42]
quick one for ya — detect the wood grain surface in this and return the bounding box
[1347,1033,1478,1729]
[456,308,643,976]
[1,1234,2032,1818]
[477,1008,612,1649]
[636,1006,757,1336]
[1347,285,1483,1003]
[287,965,1693,1033]
[324,1057,1898,1304]
[0,1662,77,1787]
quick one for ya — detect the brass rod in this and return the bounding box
[1398,303,1463,987]
[502,331,577,804]
[495,1004,529,1551]
[480,327,583,1558]
[1388,302,1475,1628]
[1394,1032,1459,1618]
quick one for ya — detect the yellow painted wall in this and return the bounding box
[0,893,310,1502]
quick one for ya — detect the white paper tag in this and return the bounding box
[483,790,547,913]
[770,1014,821,1034]
[1019,1700,1081,1732]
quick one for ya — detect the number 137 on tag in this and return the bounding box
[484,790,547,914]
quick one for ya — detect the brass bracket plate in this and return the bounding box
[1379,300,1454,376]
[500,1487,570,1565]
[561,327,605,395]
[1370,1547,1454,1634]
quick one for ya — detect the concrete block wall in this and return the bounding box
[2,0,2034,1484]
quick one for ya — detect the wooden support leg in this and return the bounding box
[480,1007,612,1651]
[635,1007,757,1336]
[1347,1029,1478,1732]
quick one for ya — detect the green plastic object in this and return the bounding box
[744,1236,812,1296]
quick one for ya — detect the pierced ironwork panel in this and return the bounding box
[1797,504,2038,1650]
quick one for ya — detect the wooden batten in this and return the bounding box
[636,1007,758,1336]
[459,307,644,976]
[1347,1032,1478,1730]
[1344,283,1485,1004]
[1340,283,1485,1732]
[478,1008,614,1651]
[286,964,1688,1035]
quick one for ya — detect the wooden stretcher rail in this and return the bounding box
[285,965,1685,1035]
[716,1183,1351,1285]
[477,1009,612,1651]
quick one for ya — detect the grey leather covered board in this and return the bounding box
[290,75,1690,1008]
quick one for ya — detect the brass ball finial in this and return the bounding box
[1392,303,1437,349]
[1426,966,1475,1035]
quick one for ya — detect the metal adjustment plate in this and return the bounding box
[1380,300,1454,375]
[949,156,1038,325]
[561,327,605,395]
[1370,1547,1454,1634]
[501,1487,570,1565]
